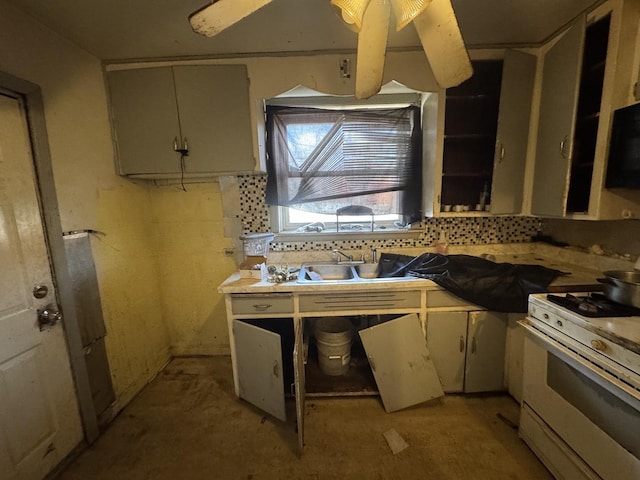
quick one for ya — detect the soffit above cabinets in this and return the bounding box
[6,0,602,61]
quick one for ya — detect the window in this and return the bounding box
[265,102,423,233]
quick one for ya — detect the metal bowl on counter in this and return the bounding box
[597,270,640,308]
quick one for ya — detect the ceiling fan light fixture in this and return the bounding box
[412,0,472,88]
[189,0,273,37]
[355,0,392,99]
[391,0,432,31]
[331,0,372,31]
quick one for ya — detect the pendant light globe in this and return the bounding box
[391,0,433,31]
[331,0,372,31]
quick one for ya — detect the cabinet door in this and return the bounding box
[233,319,286,421]
[426,311,468,392]
[490,50,536,214]
[173,65,254,174]
[293,318,305,453]
[464,311,507,393]
[359,313,444,412]
[108,67,181,175]
[531,16,586,217]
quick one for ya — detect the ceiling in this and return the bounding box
[6,0,601,62]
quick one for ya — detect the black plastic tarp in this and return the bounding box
[378,253,567,313]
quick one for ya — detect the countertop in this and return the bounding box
[218,272,433,294]
[218,251,605,296]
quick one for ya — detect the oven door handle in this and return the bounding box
[519,319,640,408]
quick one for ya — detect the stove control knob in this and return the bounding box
[556,320,563,328]
[591,339,607,351]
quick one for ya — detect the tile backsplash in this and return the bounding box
[235,174,540,251]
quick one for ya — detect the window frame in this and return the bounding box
[265,90,431,236]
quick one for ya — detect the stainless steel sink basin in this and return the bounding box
[297,262,415,283]
[298,263,356,282]
[354,263,380,279]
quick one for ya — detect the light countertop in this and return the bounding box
[219,245,608,295]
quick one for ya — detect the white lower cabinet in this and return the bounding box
[427,310,507,393]
[227,290,448,453]
[233,318,291,422]
[227,287,511,453]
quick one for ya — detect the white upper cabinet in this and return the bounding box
[491,50,537,215]
[107,65,255,177]
[531,16,585,217]
[425,51,536,217]
[531,0,640,219]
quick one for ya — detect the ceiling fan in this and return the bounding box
[189,0,472,99]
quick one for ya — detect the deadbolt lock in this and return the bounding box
[32,284,49,299]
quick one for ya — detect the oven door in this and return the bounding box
[520,320,640,480]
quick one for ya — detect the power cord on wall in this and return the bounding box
[174,137,189,192]
[178,153,188,192]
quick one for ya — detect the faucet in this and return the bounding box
[332,249,353,263]
[332,249,366,264]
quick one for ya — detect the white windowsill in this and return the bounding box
[274,227,422,243]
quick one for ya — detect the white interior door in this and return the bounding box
[0,94,83,480]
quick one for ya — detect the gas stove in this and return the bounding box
[521,293,640,479]
[527,292,640,380]
[546,292,640,317]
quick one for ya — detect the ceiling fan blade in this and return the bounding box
[355,0,392,99]
[189,0,273,37]
[412,0,472,88]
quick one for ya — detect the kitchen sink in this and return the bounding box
[298,263,356,282]
[354,263,380,279]
[297,262,415,283]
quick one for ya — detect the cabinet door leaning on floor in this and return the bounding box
[359,313,444,413]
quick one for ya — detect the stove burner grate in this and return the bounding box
[546,293,640,317]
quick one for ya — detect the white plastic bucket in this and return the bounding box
[314,317,353,376]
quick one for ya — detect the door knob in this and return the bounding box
[37,305,62,330]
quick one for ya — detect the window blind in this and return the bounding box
[265,105,423,223]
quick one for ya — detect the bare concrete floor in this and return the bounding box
[58,357,552,480]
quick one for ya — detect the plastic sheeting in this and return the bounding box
[379,253,567,313]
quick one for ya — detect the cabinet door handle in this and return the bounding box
[273,361,279,378]
[368,355,376,372]
[471,336,477,354]
[459,335,465,352]
[252,304,272,311]
[560,135,569,159]
[497,142,505,163]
